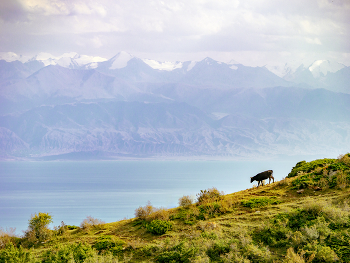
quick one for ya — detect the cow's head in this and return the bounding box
[250,176,253,183]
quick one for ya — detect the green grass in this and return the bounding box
[1,153,350,262]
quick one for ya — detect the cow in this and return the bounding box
[250,170,274,187]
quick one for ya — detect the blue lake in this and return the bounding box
[0,159,305,234]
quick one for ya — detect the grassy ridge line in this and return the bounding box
[1,153,350,262]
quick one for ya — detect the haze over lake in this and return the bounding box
[0,158,320,234]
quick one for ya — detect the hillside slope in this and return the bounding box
[1,153,350,262]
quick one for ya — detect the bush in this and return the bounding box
[283,247,311,263]
[156,241,197,263]
[243,243,272,263]
[179,195,194,207]
[138,244,160,257]
[336,171,348,189]
[146,220,173,235]
[197,202,223,219]
[241,197,280,209]
[338,153,350,167]
[0,243,37,263]
[53,221,68,236]
[0,227,17,249]
[303,243,339,263]
[288,159,336,178]
[206,240,231,261]
[24,212,53,245]
[148,207,171,221]
[196,187,224,205]
[134,201,154,221]
[325,232,350,262]
[253,220,290,248]
[93,235,125,255]
[80,216,105,230]
[42,242,94,263]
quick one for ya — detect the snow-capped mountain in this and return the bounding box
[142,59,183,71]
[1,51,349,159]
[0,52,31,63]
[0,52,107,69]
[265,63,299,78]
[308,60,345,78]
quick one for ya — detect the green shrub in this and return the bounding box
[146,220,173,235]
[288,159,336,178]
[138,244,160,257]
[241,197,280,208]
[42,242,94,263]
[276,208,320,230]
[325,232,350,262]
[253,220,290,247]
[338,153,350,167]
[0,243,37,263]
[283,247,311,263]
[206,240,231,261]
[196,187,224,205]
[156,241,197,263]
[53,221,68,236]
[24,212,53,246]
[41,244,74,263]
[303,243,339,263]
[67,225,78,230]
[197,202,223,219]
[243,243,272,263]
[93,235,125,255]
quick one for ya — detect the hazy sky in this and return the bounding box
[0,0,349,66]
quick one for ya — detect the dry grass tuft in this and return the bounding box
[179,195,194,207]
[0,227,16,248]
[80,216,105,230]
[134,201,154,221]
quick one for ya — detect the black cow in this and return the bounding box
[250,170,274,186]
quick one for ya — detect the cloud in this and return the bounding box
[0,0,27,21]
[0,0,349,66]
[305,37,322,45]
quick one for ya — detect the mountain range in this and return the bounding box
[0,52,349,160]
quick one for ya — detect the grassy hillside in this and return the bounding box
[1,153,350,263]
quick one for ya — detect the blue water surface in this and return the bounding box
[0,160,300,234]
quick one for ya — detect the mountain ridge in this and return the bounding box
[0,52,349,160]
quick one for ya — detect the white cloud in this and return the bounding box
[305,37,322,45]
[91,36,103,48]
[0,0,349,66]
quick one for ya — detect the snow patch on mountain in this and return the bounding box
[226,59,240,70]
[109,51,134,69]
[142,59,183,71]
[0,52,30,63]
[0,52,107,69]
[308,60,345,78]
[265,63,299,78]
[186,61,197,71]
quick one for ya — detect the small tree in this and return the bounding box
[80,216,105,230]
[178,195,194,207]
[25,212,53,245]
[134,201,154,221]
[196,187,224,205]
